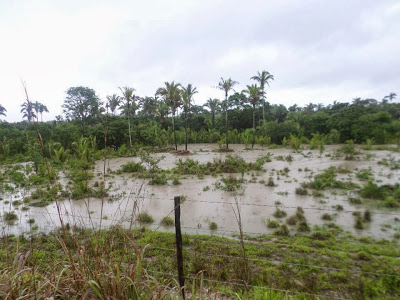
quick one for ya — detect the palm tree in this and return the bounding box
[204,98,220,128]
[218,77,238,149]
[181,84,198,151]
[106,94,120,115]
[39,103,49,122]
[0,104,6,117]
[243,84,263,148]
[251,71,274,123]
[119,86,136,155]
[383,92,397,102]
[21,100,36,123]
[156,81,182,151]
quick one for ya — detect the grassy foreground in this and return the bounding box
[0,226,399,299]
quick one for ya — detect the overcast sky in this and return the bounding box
[0,0,399,122]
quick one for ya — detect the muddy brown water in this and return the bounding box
[1,144,400,240]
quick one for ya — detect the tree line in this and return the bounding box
[0,72,399,161]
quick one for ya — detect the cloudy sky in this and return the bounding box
[0,0,399,122]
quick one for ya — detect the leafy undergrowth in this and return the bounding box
[0,227,399,299]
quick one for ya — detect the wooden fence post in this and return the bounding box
[174,196,185,299]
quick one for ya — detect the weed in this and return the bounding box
[266,177,275,187]
[274,224,289,236]
[295,187,308,195]
[297,220,311,232]
[273,208,287,218]
[354,216,364,229]
[172,176,181,185]
[202,186,210,192]
[266,218,280,228]
[160,216,174,226]
[4,211,18,222]
[364,210,371,222]
[321,213,333,221]
[137,212,154,224]
[209,222,218,230]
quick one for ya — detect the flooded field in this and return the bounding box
[1,144,400,240]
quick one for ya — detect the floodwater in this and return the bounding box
[1,144,400,240]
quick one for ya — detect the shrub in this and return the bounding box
[120,161,146,173]
[137,212,154,224]
[363,210,371,222]
[160,216,174,226]
[172,176,181,185]
[297,221,310,232]
[286,215,298,226]
[4,211,18,221]
[335,205,344,211]
[266,218,280,228]
[321,213,333,221]
[273,208,287,218]
[149,173,168,185]
[295,187,308,195]
[274,224,289,236]
[209,222,218,230]
[266,177,276,187]
[354,216,364,229]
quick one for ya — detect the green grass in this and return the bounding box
[0,226,399,299]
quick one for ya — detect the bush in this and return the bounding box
[363,210,371,222]
[120,161,146,173]
[209,222,218,230]
[160,216,174,226]
[297,221,310,232]
[274,224,289,236]
[295,187,308,195]
[321,213,333,221]
[266,218,280,228]
[4,211,18,221]
[137,212,154,224]
[273,208,287,218]
[149,173,168,185]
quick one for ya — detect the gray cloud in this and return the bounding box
[0,0,399,121]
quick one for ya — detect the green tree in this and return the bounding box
[38,103,49,122]
[156,81,182,151]
[119,87,136,154]
[181,83,198,151]
[218,77,238,149]
[21,100,36,123]
[251,70,274,123]
[204,98,220,128]
[0,104,6,118]
[62,87,102,123]
[383,92,397,102]
[242,84,262,148]
[106,94,120,115]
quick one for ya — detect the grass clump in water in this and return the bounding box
[266,218,280,228]
[160,216,174,226]
[119,161,146,173]
[209,222,218,230]
[137,212,154,224]
[273,208,287,218]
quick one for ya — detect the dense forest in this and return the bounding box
[0,76,399,162]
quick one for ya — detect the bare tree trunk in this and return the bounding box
[127,103,133,155]
[225,96,229,149]
[184,111,188,151]
[252,104,256,149]
[173,112,177,151]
